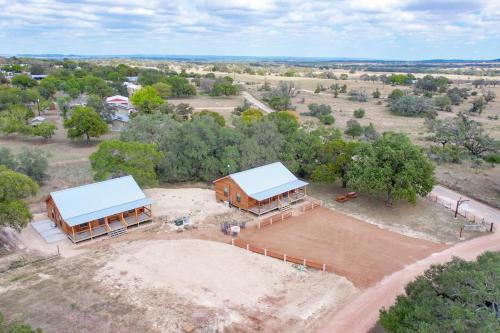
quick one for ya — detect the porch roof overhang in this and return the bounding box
[65,197,152,227]
[249,179,308,202]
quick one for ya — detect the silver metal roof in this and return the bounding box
[229,162,308,201]
[50,176,152,227]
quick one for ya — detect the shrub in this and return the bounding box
[428,145,464,164]
[348,89,368,102]
[303,103,332,117]
[484,153,500,164]
[390,95,434,117]
[372,88,381,98]
[433,95,452,112]
[353,108,365,118]
[388,89,404,101]
[319,114,335,125]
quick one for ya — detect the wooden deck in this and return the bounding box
[248,193,306,215]
[67,212,152,243]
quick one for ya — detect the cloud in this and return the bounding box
[0,0,499,59]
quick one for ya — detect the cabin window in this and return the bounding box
[236,193,241,203]
[224,187,229,197]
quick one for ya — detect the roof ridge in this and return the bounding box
[229,161,282,177]
[50,175,133,195]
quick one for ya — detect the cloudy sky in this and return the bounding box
[1,0,499,60]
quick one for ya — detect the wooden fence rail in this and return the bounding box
[258,211,294,229]
[232,238,327,272]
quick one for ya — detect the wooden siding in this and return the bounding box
[214,177,251,210]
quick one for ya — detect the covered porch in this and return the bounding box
[67,205,152,243]
[248,187,307,215]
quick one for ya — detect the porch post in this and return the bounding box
[89,222,92,238]
[72,226,75,241]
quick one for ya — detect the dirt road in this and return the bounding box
[315,190,500,333]
[430,185,500,224]
[241,91,274,113]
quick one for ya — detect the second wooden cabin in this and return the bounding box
[213,162,309,215]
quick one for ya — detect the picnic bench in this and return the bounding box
[335,192,358,203]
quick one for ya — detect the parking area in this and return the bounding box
[237,207,449,288]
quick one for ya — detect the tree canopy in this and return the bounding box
[380,252,500,333]
[64,106,108,144]
[131,86,164,114]
[0,165,39,229]
[348,132,435,205]
[90,140,161,188]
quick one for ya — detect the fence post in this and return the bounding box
[303,259,306,266]
[264,249,267,256]
[231,238,234,246]
[322,264,326,272]
[284,254,287,263]
[246,244,249,251]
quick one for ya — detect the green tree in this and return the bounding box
[313,139,360,188]
[241,108,264,125]
[11,75,37,89]
[433,95,452,112]
[0,165,39,229]
[64,106,108,144]
[164,76,197,97]
[388,88,405,101]
[90,140,161,188]
[152,82,172,99]
[348,133,435,205]
[380,252,500,333]
[344,119,363,138]
[15,149,49,183]
[267,111,300,136]
[131,86,164,114]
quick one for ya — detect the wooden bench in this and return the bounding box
[335,192,358,203]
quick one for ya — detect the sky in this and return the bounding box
[0,0,499,60]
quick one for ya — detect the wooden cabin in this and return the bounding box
[46,176,152,243]
[213,162,308,215]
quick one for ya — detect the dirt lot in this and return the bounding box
[238,207,448,288]
[0,239,358,333]
[169,95,245,120]
[309,183,482,244]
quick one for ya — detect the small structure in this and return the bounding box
[46,176,152,243]
[124,82,142,96]
[31,74,48,80]
[110,113,130,131]
[106,95,129,106]
[30,116,45,126]
[213,162,308,215]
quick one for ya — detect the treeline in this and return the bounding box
[91,107,435,206]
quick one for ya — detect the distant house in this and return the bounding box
[31,74,48,80]
[123,82,142,96]
[30,116,45,126]
[126,76,139,83]
[213,162,308,215]
[46,176,153,243]
[110,113,130,131]
[106,95,129,106]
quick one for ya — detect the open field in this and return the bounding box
[309,183,481,243]
[238,207,447,288]
[169,95,245,120]
[0,239,358,333]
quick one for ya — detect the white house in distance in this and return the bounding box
[123,82,142,97]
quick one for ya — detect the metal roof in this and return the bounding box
[50,176,152,227]
[228,162,308,201]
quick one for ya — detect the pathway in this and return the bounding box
[241,91,274,114]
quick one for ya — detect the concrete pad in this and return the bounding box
[32,220,67,244]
